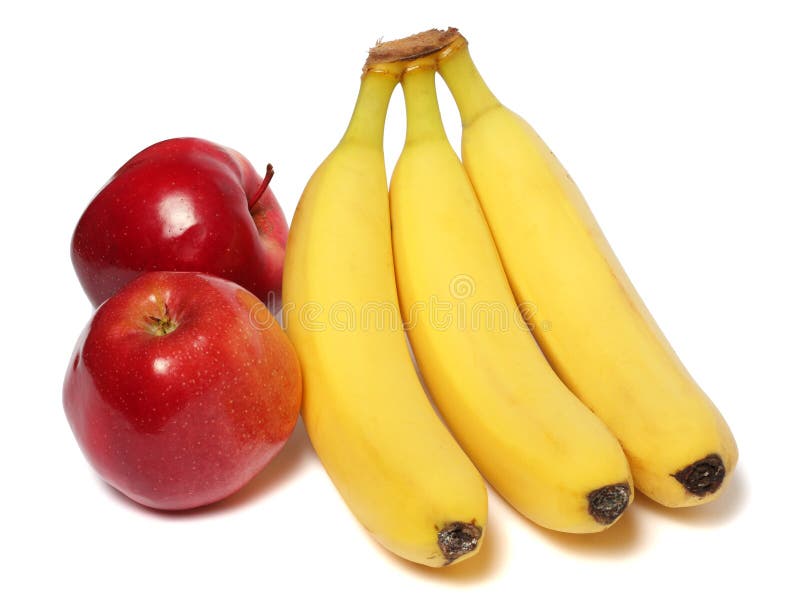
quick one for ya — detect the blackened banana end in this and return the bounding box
[673,454,726,497]
[437,521,482,564]
[588,483,631,525]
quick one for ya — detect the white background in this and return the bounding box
[2,1,798,602]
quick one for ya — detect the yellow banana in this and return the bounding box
[437,32,738,507]
[390,61,632,533]
[282,62,487,567]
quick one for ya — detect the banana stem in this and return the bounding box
[341,70,398,147]
[437,45,500,127]
[401,67,448,144]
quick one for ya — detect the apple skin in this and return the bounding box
[71,138,288,307]
[63,271,302,510]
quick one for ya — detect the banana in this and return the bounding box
[436,32,738,507]
[282,61,487,566]
[390,60,632,533]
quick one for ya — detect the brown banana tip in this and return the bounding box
[672,454,726,497]
[364,27,463,70]
[588,483,631,525]
[437,521,482,564]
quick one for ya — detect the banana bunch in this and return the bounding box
[283,28,738,567]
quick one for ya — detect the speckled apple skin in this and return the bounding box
[63,272,301,510]
[71,138,288,307]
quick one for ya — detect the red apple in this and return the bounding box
[71,138,288,307]
[63,271,302,510]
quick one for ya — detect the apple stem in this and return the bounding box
[146,307,178,336]
[248,164,275,209]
